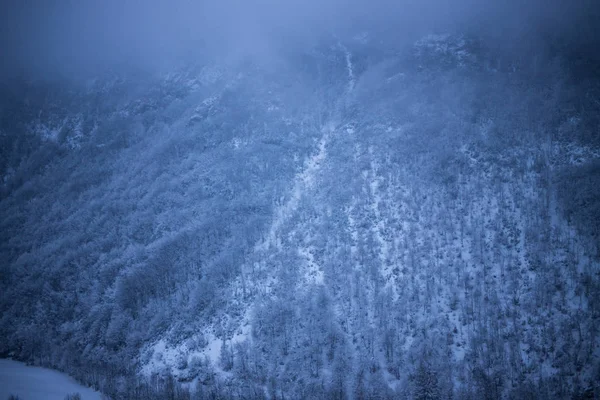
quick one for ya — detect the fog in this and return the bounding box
[1,0,598,81]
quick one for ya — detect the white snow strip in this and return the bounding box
[262,123,333,250]
[345,50,355,90]
[338,43,355,91]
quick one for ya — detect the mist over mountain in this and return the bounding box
[1,1,600,399]
[2,0,599,79]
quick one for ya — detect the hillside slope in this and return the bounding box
[1,33,599,399]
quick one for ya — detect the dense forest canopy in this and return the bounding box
[1,1,599,399]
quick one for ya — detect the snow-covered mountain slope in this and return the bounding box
[1,33,599,399]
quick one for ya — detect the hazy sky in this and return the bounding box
[0,0,598,81]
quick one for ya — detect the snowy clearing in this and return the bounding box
[0,359,103,400]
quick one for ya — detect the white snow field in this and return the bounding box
[0,359,103,400]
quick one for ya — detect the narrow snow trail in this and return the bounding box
[140,112,339,379]
[263,126,332,251]
[339,42,355,91]
[257,42,357,281]
[294,43,357,286]
[262,124,332,289]
[169,124,335,376]
[0,359,103,400]
[345,50,355,90]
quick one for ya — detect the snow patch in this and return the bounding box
[198,66,223,86]
[202,96,218,107]
[262,123,333,250]
[141,309,252,380]
[298,246,325,285]
[0,359,102,400]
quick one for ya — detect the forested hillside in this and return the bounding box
[1,28,599,399]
